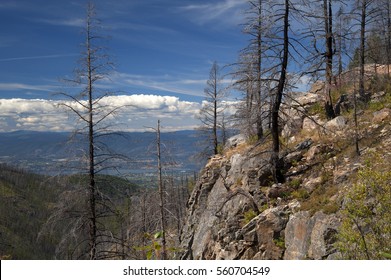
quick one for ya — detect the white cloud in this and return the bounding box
[0,95,202,132]
[100,95,201,131]
[36,17,85,28]
[0,98,70,131]
[179,0,246,26]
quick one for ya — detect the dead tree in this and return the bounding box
[156,120,167,260]
[301,0,344,119]
[270,0,290,183]
[324,0,337,118]
[233,0,271,139]
[359,0,369,101]
[197,61,227,157]
[54,2,126,259]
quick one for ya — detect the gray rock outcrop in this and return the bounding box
[284,211,340,260]
[180,138,342,260]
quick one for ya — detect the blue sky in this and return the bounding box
[0,0,247,132]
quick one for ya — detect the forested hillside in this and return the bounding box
[0,163,191,259]
[0,165,58,259]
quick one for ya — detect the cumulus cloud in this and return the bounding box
[0,98,70,131]
[102,95,201,131]
[0,95,202,132]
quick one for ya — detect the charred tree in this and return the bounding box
[270,0,290,183]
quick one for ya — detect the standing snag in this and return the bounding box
[54,2,125,260]
[197,61,227,157]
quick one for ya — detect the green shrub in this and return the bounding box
[242,209,258,224]
[368,100,384,112]
[247,134,259,145]
[300,184,338,214]
[217,143,224,155]
[291,188,310,200]
[289,178,302,189]
[308,102,326,120]
[273,236,285,249]
[336,155,391,259]
[322,201,339,214]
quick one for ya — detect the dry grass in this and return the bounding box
[224,142,250,160]
[300,184,339,215]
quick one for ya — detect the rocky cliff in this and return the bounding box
[180,85,391,260]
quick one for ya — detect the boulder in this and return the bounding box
[294,138,313,150]
[373,108,391,123]
[371,91,386,102]
[225,134,247,149]
[305,145,321,161]
[252,206,290,259]
[302,116,322,133]
[303,176,322,193]
[287,91,322,107]
[325,116,347,132]
[295,92,322,107]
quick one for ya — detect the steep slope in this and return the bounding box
[180,86,391,260]
[0,166,142,259]
[0,165,59,259]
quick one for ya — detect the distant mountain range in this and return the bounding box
[0,130,206,175]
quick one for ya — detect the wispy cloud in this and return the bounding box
[0,53,78,62]
[0,82,57,92]
[0,1,23,9]
[36,17,85,28]
[179,0,246,26]
[0,36,19,48]
[109,72,207,98]
[105,69,237,100]
[107,21,177,35]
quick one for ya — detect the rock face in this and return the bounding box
[284,211,340,260]
[180,145,274,260]
[180,137,342,260]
